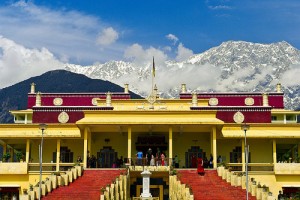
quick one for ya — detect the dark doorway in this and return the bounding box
[0,187,19,200]
[185,146,206,168]
[97,146,117,168]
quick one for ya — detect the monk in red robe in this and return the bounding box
[197,157,205,175]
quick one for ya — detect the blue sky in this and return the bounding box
[0,0,300,88]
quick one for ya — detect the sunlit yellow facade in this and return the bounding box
[0,83,300,198]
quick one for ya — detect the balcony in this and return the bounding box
[274,163,300,175]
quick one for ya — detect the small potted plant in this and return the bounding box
[100,187,106,194]
[29,184,33,191]
[23,188,28,195]
[2,153,11,162]
[16,152,24,162]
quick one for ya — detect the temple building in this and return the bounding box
[0,82,300,199]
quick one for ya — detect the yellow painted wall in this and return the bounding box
[91,132,128,159]
[248,139,273,163]
[29,139,83,163]
[63,139,84,161]
[173,132,210,167]
[217,139,242,163]
[0,175,29,194]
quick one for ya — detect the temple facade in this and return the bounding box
[0,82,300,198]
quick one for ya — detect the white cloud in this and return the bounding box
[0,35,64,88]
[166,34,179,45]
[0,1,124,64]
[96,27,119,46]
[280,64,300,86]
[176,43,194,62]
[208,5,232,10]
[124,43,168,67]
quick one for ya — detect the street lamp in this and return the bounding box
[39,123,47,200]
[241,123,250,200]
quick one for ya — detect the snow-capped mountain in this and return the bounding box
[64,41,300,110]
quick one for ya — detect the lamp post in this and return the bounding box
[241,123,250,200]
[39,123,47,200]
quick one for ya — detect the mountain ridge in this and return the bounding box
[64,40,300,110]
[0,70,141,123]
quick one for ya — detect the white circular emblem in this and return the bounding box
[245,97,254,106]
[233,111,245,124]
[58,112,69,123]
[92,98,98,106]
[53,98,63,106]
[147,94,156,104]
[209,98,218,106]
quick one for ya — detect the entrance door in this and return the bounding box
[185,146,206,168]
[97,147,117,168]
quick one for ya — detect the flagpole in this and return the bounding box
[152,57,154,95]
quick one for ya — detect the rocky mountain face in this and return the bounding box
[65,41,300,110]
[0,70,141,123]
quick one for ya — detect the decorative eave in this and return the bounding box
[0,124,81,138]
[10,109,33,115]
[271,109,300,115]
[221,123,300,138]
[76,110,224,128]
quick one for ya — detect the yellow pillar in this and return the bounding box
[56,139,60,171]
[83,128,88,168]
[88,131,91,156]
[212,126,217,169]
[273,139,277,164]
[128,126,132,159]
[169,126,173,159]
[26,139,30,163]
[242,139,245,172]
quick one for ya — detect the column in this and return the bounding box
[242,139,245,172]
[169,126,173,160]
[56,139,60,171]
[212,126,217,169]
[284,114,286,124]
[273,139,277,165]
[83,128,88,168]
[128,127,132,159]
[25,114,28,124]
[26,139,30,163]
[88,131,91,156]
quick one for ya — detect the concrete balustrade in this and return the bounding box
[100,174,128,200]
[251,183,257,196]
[230,173,237,186]
[51,174,57,189]
[67,170,73,183]
[217,166,225,176]
[256,187,263,199]
[27,167,84,200]
[61,174,69,186]
[226,171,231,183]
[216,166,278,200]
[71,167,77,180]
[169,175,194,200]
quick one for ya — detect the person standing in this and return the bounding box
[150,155,155,166]
[209,154,213,168]
[137,151,143,166]
[197,156,205,175]
[161,153,165,166]
[146,148,152,165]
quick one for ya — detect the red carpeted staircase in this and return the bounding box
[42,169,125,200]
[178,169,256,200]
